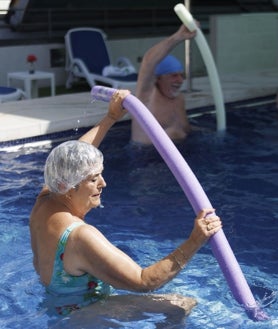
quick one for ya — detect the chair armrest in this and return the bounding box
[116,57,136,71]
[68,58,87,72]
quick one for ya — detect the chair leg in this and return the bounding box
[19,90,27,99]
[66,72,74,89]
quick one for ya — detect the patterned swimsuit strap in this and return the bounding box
[58,222,85,248]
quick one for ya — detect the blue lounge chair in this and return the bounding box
[65,27,138,89]
[0,86,25,103]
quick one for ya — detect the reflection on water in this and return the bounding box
[0,99,277,328]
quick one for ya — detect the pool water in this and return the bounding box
[0,98,277,328]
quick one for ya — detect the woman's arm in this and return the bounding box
[79,89,130,148]
[74,209,222,292]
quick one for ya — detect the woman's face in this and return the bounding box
[71,169,106,216]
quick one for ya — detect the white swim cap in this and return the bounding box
[44,140,103,194]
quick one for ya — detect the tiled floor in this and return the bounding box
[0,69,277,143]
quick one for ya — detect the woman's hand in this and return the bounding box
[79,89,130,147]
[108,89,130,121]
[189,209,222,247]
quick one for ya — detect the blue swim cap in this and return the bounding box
[155,55,184,76]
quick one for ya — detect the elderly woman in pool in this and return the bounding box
[29,90,222,317]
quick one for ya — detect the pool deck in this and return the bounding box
[0,69,277,143]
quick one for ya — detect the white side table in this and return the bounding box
[7,71,55,99]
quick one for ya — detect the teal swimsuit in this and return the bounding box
[46,222,111,315]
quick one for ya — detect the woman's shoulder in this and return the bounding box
[37,186,50,199]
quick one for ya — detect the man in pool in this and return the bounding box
[131,24,197,145]
[29,90,222,319]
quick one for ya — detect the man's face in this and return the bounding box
[156,72,184,99]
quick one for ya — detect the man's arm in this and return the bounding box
[136,25,197,101]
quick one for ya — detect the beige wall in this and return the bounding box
[109,36,205,77]
[0,43,66,86]
[111,12,278,77]
[1,12,278,86]
[210,13,278,74]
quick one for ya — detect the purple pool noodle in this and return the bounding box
[91,86,268,321]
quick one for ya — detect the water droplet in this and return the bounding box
[74,119,80,132]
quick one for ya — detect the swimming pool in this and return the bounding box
[0,97,277,328]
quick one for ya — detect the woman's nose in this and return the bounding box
[99,175,107,188]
